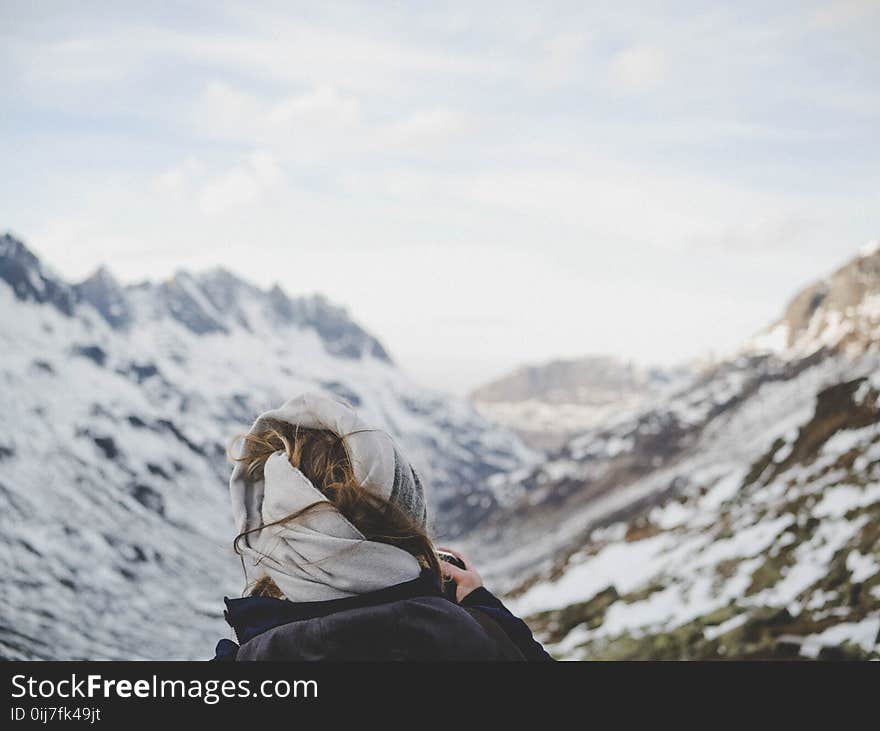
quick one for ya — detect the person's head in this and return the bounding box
[229,396,442,599]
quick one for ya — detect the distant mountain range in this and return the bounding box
[471,356,687,450]
[469,240,880,659]
[0,232,534,659]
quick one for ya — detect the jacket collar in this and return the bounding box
[224,569,444,645]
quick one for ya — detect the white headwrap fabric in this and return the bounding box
[229,393,426,602]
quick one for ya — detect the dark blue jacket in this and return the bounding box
[213,570,553,661]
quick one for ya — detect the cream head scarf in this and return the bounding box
[229,393,427,601]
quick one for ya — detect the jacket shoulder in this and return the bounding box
[236,596,525,661]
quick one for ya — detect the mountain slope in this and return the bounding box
[0,233,534,660]
[476,244,880,659]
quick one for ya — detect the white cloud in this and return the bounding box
[608,44,669,91]
[267,85,360,128]
[193,81,361,143]
[198,151,284,215]
[153,156,204,198]
[532,30,593,85]
[170,18,504,93]
[153,151,285,214]
[380,107,471,148]
[191,79,477,162]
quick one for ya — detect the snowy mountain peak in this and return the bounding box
[747,242,880,358]
[0,233,390,364]
[75,266,132,329]
[157,272,230,335]
[0,232,77,316]
[293,293,392,363]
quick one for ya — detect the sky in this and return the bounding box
[1,1,879,394]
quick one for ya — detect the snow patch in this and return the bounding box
[799,615,880,658]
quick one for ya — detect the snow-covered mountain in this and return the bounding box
[747,239,880,358]
[0,232,534,660]
[475,243,880,659]
[471,356,684,450]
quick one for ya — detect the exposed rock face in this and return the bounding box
[74,267,132,329]
[749,240,880,356]
[0,233,77,315]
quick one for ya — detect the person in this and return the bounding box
[212,392,552,661]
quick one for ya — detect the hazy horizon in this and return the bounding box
[2,1,879,393]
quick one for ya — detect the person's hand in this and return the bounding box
[438,547,483,603]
